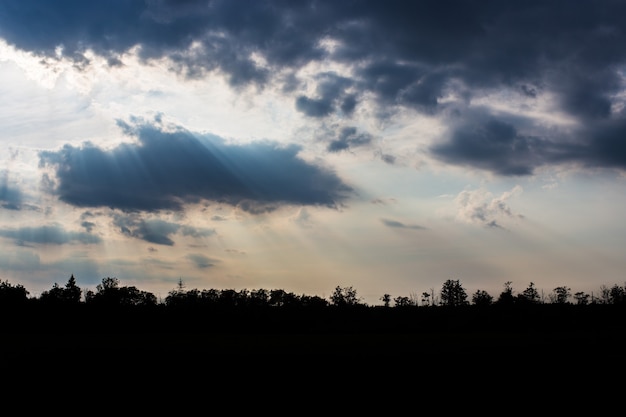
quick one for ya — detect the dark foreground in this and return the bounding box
[2,304,625,401]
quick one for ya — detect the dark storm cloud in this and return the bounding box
[2,1,622,104]
[4,1,626,174]
[431,115,626,176]
[0,0,316,87]
[0,224,101,246]
[295,72,355,118]
[575,117,626,170]
[354,62,451,114]
[327,127,372,153]
[39,118,351,213]
[295,96,334,118]
[430,119,547,176]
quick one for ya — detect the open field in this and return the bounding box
[2,304,624,393]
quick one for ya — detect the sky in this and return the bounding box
[1,0,626,305]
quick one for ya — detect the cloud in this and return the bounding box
[113,215,180,246]
[2,1,623,110]
[431,115,626,176]
[576,117,626,170]
[79,211,99,233]
[187,253,217,269]
[355,61,449,114]
[295,72,355,118]
[0,249,41,272]
[430,118,547,176]
[180,225,216,239]
[3,1,626,175]
[80,221,96,233]
[225,248,246,255]
[112,213,215,246]
[454,185,524,229]
[0,183,23,210]
[0,170,32,211]
[291,207,313,228]
[327,127,373,153]
[380,154,396,165]
[381,218,426,230]
[0,224,101,246]
[39,118,352,213]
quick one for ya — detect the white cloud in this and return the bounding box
[455,185,524,229]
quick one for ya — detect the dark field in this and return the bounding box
[4,328,624,403]
[3,304,624,388]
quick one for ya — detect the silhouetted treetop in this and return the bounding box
[84,277,157,307]
[440,279,469,307]
[0,280,29,306]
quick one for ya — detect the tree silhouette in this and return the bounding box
[393,295,413,307]
[550,286,571,304]
[269,289,289,307]
[330,286,363,307]
[380,293,391,307]
[518,282,540,305]
[607,284,625,305]
[0,280,29,306]
[573,291,590,305]
[38,282,64,304]
[85,277,156,307]
[440,279,468,307]
[39,274,82,305]
[249,288,270,307]
[298,294,328,308]
[64,274,82,304]
[472,289,493,306]
[3,274,626,318]
[497,281,515,305]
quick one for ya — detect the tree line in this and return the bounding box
[1,274,625,309]
[1,274,625,340]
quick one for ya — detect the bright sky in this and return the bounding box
[1,0,626,305]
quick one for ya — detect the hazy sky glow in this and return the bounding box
[1,0,626,304]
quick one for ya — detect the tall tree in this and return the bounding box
[518,282,540,305]
[440,279,468,307]
[64,274,82,304]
